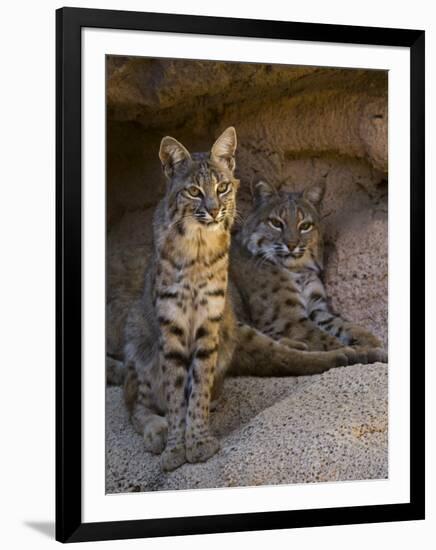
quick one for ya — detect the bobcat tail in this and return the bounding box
[106,355,126,385]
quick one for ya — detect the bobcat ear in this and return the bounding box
[159,136,191,179]
[303,180,326,208]
[252,180,277,205]
[210,127,237,173]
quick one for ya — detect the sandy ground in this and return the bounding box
[106,363,388,493]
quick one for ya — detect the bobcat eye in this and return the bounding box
[299,221,314,233]
[217,181,230,194]
[186,186,201,198]
[268,218,283,230]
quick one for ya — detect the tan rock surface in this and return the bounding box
[106,364,388,492]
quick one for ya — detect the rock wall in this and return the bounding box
[107,57,388,356]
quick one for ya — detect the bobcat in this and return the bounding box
[230,179,387,362]
[121,128,376,472]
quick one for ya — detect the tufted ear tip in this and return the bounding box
[303,180,326,208]
[211,127,237,172]
[223,126,237,142]
[217,126,237,144]
[158,136,191,179]
[252,179,277,204]
[158,136,172,163]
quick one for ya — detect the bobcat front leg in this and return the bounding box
[185,320,220,464]
[283,317,364,364]
[309,301,387,363]
[229,322,351,376]
[157,320,190,472]
[285,317,344,351]
[342,322,387,363]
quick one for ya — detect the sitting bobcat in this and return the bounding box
[230,179,387,362]
[122,128,365,472]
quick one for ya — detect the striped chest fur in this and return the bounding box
[241,261,327,340]
[154,230,229,351]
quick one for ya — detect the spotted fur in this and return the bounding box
[231,179,387,364]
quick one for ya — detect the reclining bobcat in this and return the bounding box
[122,127,385,472]
[230,179,386,361]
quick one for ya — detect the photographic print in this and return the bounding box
[105,56,389,493]
[56,7,424,542]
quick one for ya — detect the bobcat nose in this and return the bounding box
[208,207,220,220]
[287,241,298,251]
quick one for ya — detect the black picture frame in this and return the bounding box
[56,6,425,543]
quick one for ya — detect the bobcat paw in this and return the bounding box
[322,349,349,368]
[160,444,186,472]
[348,328,383,349]
[186,436,220,464]
[143,416,168,455]
[342,346,365,364]
[361,347,388,364]
[344,346,388,365]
